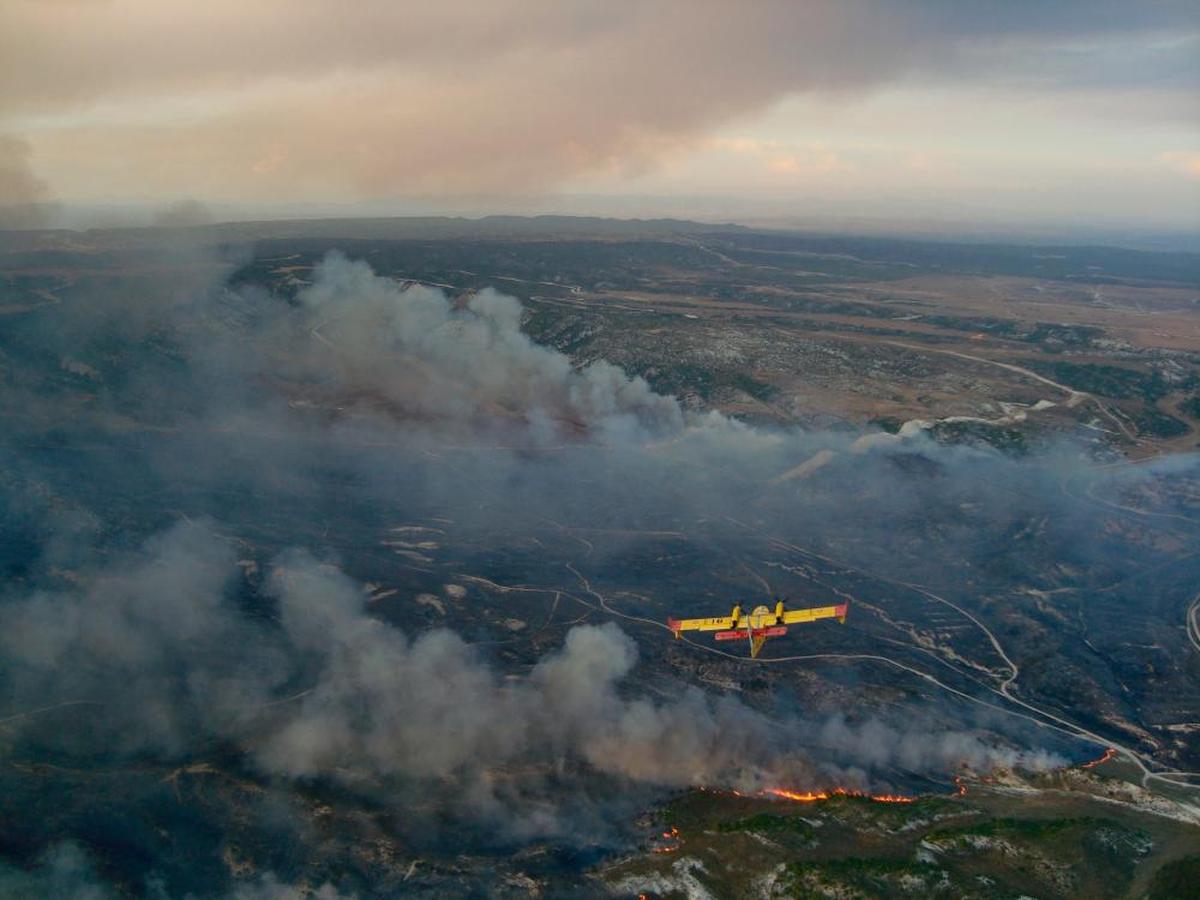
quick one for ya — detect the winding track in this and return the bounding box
[0,700,103,726]
[1187,593,1200,657]
[878,339,1138,441]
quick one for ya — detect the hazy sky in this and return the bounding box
[1,0,1197,229]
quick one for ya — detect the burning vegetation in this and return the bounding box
[1080,747,1118,770]
[765,786,916,804]
[650,826,681,854]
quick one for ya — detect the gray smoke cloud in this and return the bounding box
[0,134,57,229]
[815,715,1067,784]
[0,519,1064,812]
[0,844,114,900]
[0,843,353,900]
[230,876,353,900]
[256,553,787,792]
[2,521,253,755]
[288,253,687,440]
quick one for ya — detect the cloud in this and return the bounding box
[713,138,853,178]
[4,2,912,199]
[3,1,1194,203]
[1159,150,1200,178]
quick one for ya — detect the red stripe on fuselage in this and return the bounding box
[714,626,787,641]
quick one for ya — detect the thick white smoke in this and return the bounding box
[288,253,686,441]
[0,521,1064,823]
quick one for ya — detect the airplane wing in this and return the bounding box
[669,601,847,641]
[668,614,738,634]
[781,602,848,625]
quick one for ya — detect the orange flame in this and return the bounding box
[1080,748,1117,770]
[764,786,914,804]
[652,825,682,853]
[766,788,829,802]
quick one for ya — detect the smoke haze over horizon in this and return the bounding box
[1,1,1197,231]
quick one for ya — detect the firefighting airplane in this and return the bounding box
[668,599,848,658]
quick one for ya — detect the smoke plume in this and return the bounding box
[290,253,686,439]
[0,135,57,229]
[0,521,1063,805]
